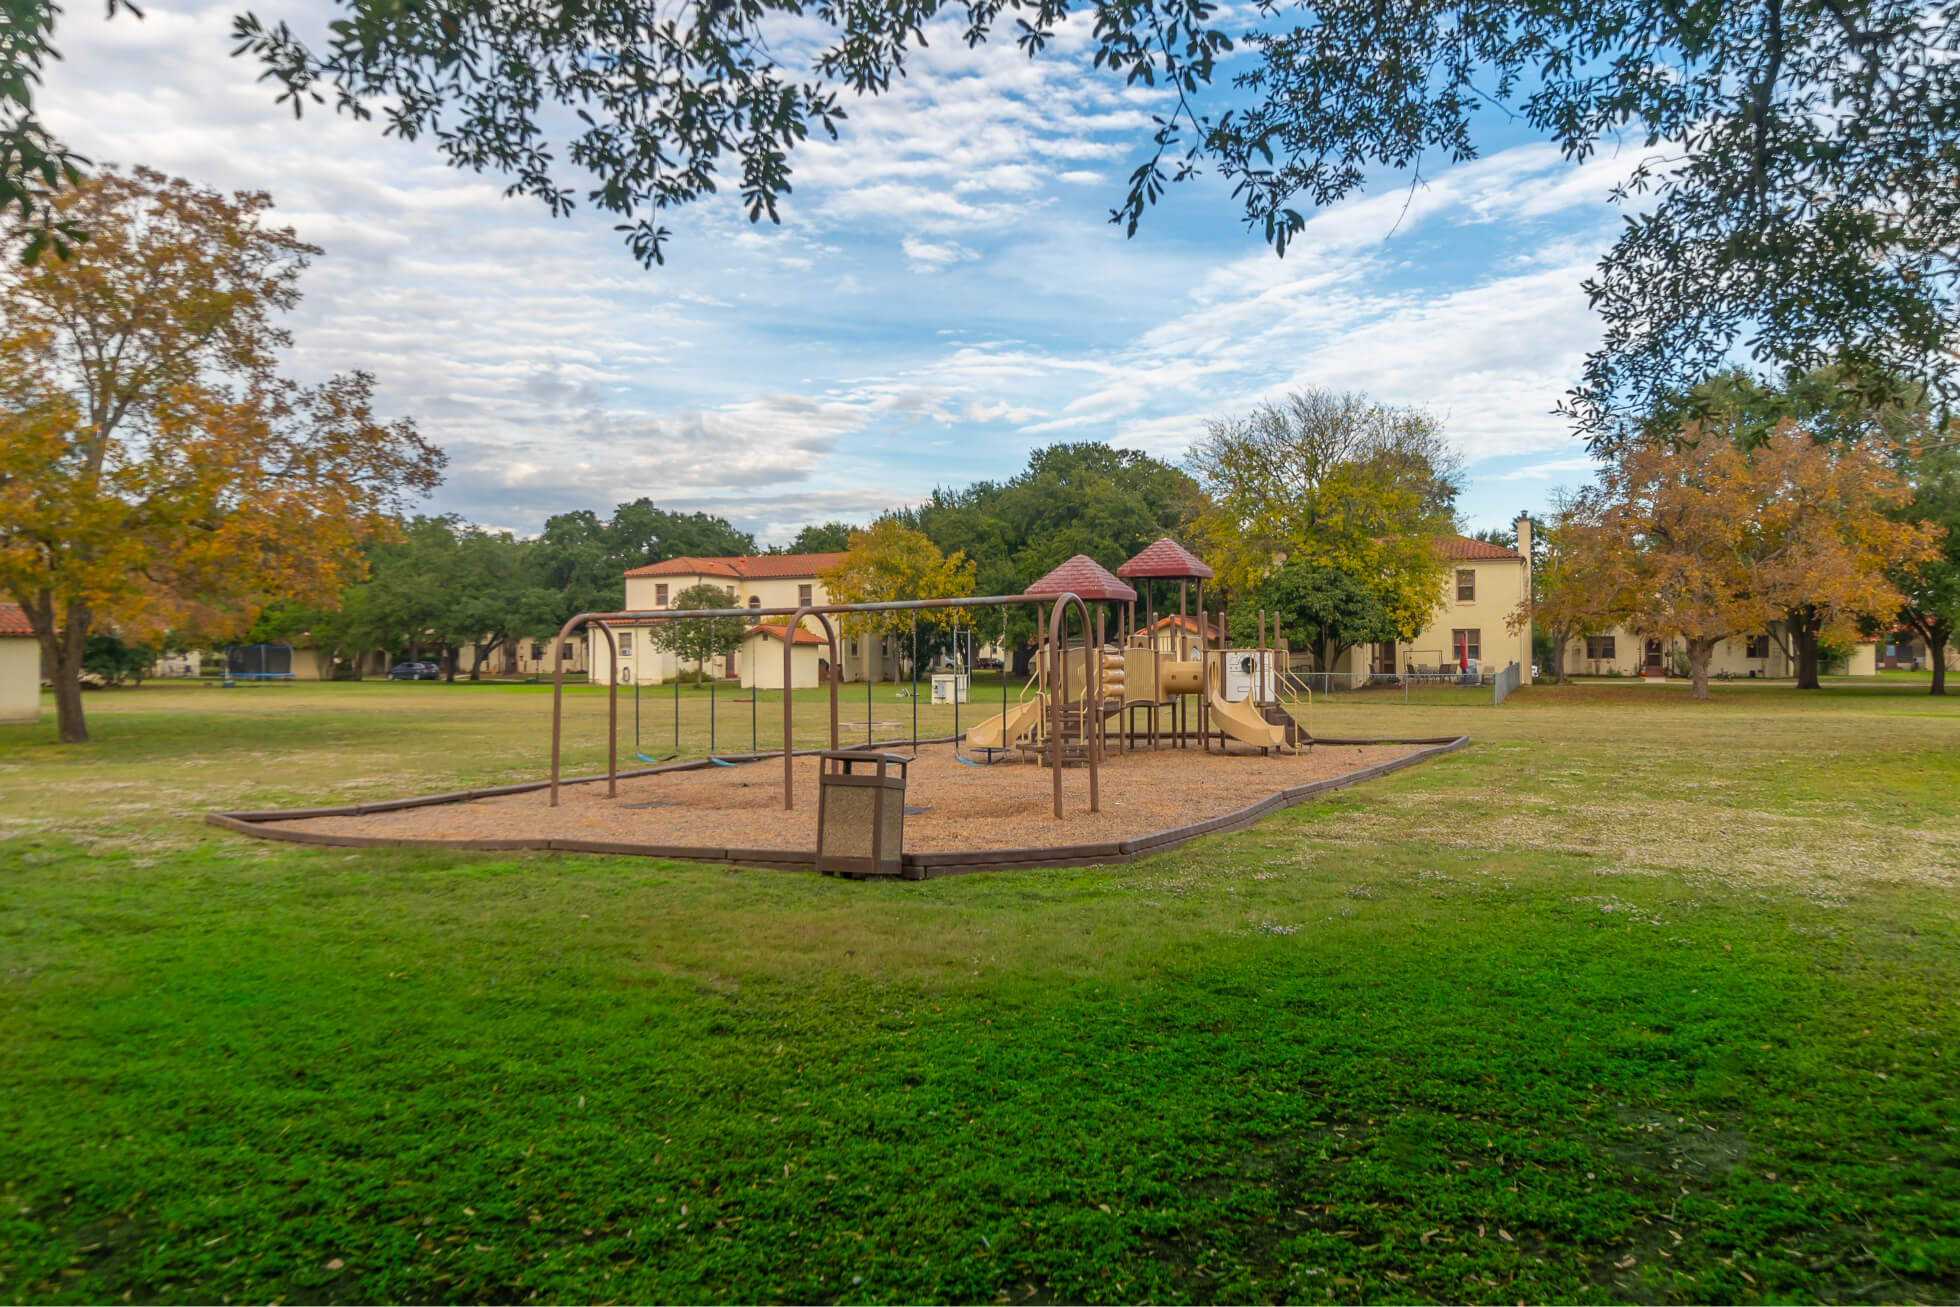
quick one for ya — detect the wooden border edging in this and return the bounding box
[205,735,1468,879]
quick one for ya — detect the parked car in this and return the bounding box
[387,662,441,680]
[974,656,1004,670]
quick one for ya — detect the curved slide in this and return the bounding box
[1206,688,1292,752]
[966,695,1047,751]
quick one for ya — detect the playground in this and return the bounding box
[225,736,1452,870]
[212,542,1468,874]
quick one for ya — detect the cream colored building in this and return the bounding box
[1322,525,1536,685]
[0,603,40,724]
[592,553,902,689]
[1559,627,1878,679]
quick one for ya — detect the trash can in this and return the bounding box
[815,750,911,880]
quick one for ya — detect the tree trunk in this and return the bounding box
[1931,630,1950,696]
[1010,642,1034,679]
[1548,629,1568,684]
[34,592,93,742]
[1686,637,1716,701]
[1788,606,1822,689]
[470,639,492,682]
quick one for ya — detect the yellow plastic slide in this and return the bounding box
[966,695,1047,751]
[1205,689,1292,751]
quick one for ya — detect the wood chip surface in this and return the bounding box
[269,738,1428,854]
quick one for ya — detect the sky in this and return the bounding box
[41,0,1647,545]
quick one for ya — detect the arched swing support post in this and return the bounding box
[1046,592,1099,821]
[781,606,841,812]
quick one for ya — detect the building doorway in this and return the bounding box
[1644,639,1665,676]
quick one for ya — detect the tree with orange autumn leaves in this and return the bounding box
[0,167,444,742]
[1560,424,1939,700]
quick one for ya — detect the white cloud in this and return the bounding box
[38,0,1640,540]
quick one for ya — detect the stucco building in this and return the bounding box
[1318,522,1537,685]
[1,604,42,724]
[591,552,902,689]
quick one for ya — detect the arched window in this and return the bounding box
[748,596,761,609]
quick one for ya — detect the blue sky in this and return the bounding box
[44,1,1646,544]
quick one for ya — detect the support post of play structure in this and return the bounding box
[1196,577,1208,753]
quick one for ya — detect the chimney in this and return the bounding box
[1514,511,1533,567]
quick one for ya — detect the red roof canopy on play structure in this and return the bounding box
[1115,538,1214,580]
[1022,555,1137,603]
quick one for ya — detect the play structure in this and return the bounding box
[959,540,1307,766]
[544,539,1313,821]
[210,539,1468,878]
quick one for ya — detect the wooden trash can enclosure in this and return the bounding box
[815,750,912,879]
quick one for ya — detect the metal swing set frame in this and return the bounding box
[548,591,1107,821]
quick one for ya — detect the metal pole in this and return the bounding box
[1196,578,1207,753]
[673,664,680,754]
[910,617,918,754]
[709,668,715,758]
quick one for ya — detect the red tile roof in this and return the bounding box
[744,622,827,645]
[1116,538,1214,580]
[1434,535,1521,561]
[1023,554,1138,603]
[623,552,846,580]
[0,603,33,638]
[1133,613,1226,640]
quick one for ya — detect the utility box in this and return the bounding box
[930,673,969,704]
[1222,650,1276,703]
[815,751,912,880]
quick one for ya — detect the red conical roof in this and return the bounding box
[1022,554,1137,602]
[1116,537,1214,579]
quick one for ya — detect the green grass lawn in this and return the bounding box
[2,680,1957,1304]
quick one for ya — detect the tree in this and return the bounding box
[1580,425,1933,700]
[901,443,1202,675]
[1508,489,1623,685]
[81,633,154,687]
[0,167,444,741]
[649,582,749,684]
[1234,564,1397,675]
[1892,447,1960,696]
[217,2,1960,431]
[1647,367,1948,686]
[533,499,755,620]
[445,527,561,680]
[780,522,857,554]
[820,520,977,651]
[1186,389,1461,644]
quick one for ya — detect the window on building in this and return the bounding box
[531,641,544,660]
[618,633,633,656]
[655,583,669,606]
[1586,635,1616,660]
[561,642,573,659]
[798,583,813,607]
[1456,568,1476,601]
[1451,629,1481,664]
[748,595,761,609]
[1745,633,1769,658]
[726,586,737,603]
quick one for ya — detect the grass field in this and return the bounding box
[2,679,1957,1304]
